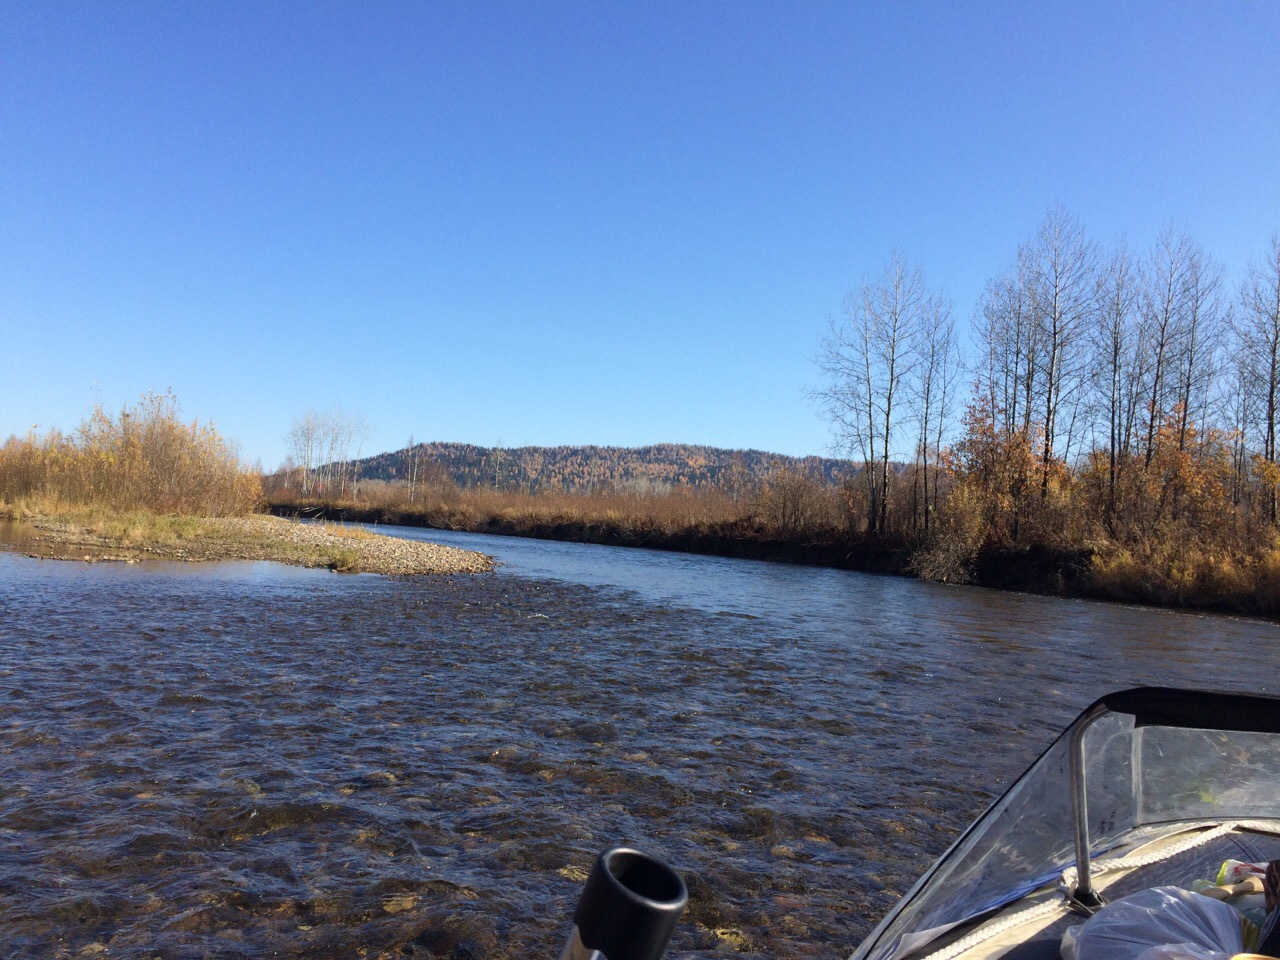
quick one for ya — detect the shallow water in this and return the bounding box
[2,527,1279,959]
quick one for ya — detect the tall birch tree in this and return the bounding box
[817,252,940,535]
[1023,208,1097,491]
[1091,240,1140,519]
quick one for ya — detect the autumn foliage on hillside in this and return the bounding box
[346,441,851,496]
[0,393,260,517]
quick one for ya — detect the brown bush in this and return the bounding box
[0,392,260,516]
[908,481,988,583]
[755,467,842,537]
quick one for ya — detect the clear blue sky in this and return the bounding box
[2,2,1278,469]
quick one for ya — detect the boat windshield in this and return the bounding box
[851,688,1280,960]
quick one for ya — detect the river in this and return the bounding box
[2,524,1279,959]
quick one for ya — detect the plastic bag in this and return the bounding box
[1060,887,1243,960]
[1216,859,1268,886]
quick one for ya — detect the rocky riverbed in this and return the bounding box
[3,514,494,575]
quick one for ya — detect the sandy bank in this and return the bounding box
[8,514,494,575]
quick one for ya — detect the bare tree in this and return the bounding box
[340,412,372,498]
[1022,208,1098,491]
[406,435,418,503]
[718,452,756,508]
[286,409,323,496]
[1224,349,1255,513]
[1173,244,1226,452]
[285,408,371,499]
[977,266,1038,435]
[1136,227,1198,465]
[1091,240,1140,518]
[909,294,960,533]
[817,252,944,535]
[1237,236,1280,523]
[491,440,506,492]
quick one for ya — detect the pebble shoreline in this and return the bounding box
[15,514,495,575]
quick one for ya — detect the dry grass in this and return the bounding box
[274,486,766,540]
[87,510,206,545]
[453,487,749,533]
[273,469,860,542]
[318,521,379,541]
[0,505,211,543]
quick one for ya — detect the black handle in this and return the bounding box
[569,847,688,960]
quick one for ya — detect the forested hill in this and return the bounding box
[353,442,855,493]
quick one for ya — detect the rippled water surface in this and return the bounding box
[3,526,1280,959]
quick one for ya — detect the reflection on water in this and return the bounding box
[1,530,1278,959]
[0,520,35,545]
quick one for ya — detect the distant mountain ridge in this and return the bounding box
[353,442,856,494]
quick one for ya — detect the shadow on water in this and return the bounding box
[2,528,1279,959]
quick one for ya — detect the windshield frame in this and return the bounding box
[849,687,1280,960]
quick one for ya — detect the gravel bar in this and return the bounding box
[15,514,495,575]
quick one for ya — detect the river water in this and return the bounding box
[2,524,1279,959]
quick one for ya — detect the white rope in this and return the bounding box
[912,899,1064,960]
[1060,819,1280,890]
[1059,821,1241,891]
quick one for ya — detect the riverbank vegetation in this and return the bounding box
[901,217,1280,615]
[815,215,1280,617]
[9,214,1279,609]
[0,391,260,517]
[0,394,490,574]
[265,478,901,567]
[268,214,1280,615]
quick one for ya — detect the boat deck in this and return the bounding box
[918,825,1280,960]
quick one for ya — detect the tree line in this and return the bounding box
[281,408,372,500]
[262,211,1280,610]
[817,209,1280,598]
